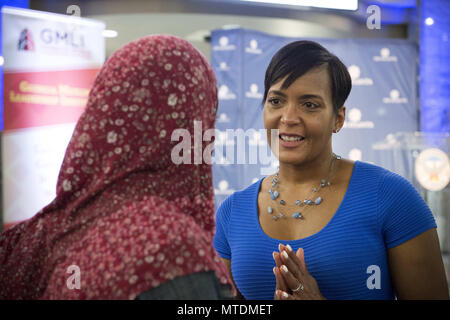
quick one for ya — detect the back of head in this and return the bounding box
[0,35,226,299]
[56,35,219,213]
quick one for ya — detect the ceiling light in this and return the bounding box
[425,17,434,26]
[103,29,118,38]
[238,0,357,11]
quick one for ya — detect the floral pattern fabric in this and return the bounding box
[0,35,231,299]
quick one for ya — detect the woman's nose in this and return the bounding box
[280,103,300,125]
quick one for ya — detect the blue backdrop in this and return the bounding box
[211,28,419,208]
[420,0,450,134]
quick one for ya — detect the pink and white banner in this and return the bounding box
[2,7,105,230]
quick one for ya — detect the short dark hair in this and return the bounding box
[263,40,352,114]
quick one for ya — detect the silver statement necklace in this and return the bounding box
[267,154,341,221]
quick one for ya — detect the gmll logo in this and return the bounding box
[40,28,85,48]
[18,28,35,51]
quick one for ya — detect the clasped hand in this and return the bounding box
[272,244,326,300]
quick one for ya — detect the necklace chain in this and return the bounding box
[267,154,341,221]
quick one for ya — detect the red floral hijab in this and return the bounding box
[0,35,231,299]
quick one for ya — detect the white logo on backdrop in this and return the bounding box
[217,113,231,123]
[373,47,398,62]
[245,39,262,54]
[349,148,362,161]
[214,180,235,195]
[343,108,375,129]
[218,61,230,71]
[382,89,408,104]
[218,85,237,100]
[245,84,263,99]
[213,36,236,51]
[348,65,373,86]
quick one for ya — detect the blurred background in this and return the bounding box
[1,0,449,292]
[30,0,418,59]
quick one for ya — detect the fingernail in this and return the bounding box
[282,251,288,259]
[286,244,293,252]
[281,265,288,273]
[282,291,289,298]
[272,251,276,260]
[278,243,283,252]
[273,267,276,275]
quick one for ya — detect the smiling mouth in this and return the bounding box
[279,134,305,142]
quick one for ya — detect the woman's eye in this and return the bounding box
[268,98,281,106]
[305,101,319,109]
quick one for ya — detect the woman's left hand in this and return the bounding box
[273,244,326,300]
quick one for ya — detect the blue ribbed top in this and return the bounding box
[213,161,437,300]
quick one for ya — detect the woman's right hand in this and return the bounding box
[273,248,289,299]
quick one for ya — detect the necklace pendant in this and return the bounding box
[268,206,273,214]
[314,197,323,205]
[280,200,285,205]
[270,190,279,200]
[271,177,278,187]
[295,200,301,206]
[292,212,303,219]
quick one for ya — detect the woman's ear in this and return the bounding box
[334,106,346,133]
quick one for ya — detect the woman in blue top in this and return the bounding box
[213,40,449,300]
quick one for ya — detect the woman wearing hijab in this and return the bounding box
[0,35,232,300]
